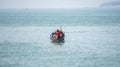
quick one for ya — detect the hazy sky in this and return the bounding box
[0,0,120,8]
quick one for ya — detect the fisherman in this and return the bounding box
[51,32,55,37]
[59,30,63,37]
[50,32,57,40]
[55,29,60,37]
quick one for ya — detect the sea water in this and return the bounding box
[0,8,120,67]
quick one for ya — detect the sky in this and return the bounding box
[0,0,120,9]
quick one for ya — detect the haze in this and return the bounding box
[0,0,120,9]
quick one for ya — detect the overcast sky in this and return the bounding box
[0,0,120,8]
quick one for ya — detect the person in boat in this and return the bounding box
[50,32,56,40]
[59,29,64,37]
[55,29,61,38]
[56,29,65,40]
[51,32,54,37]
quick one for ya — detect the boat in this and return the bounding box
[50,29,65,43]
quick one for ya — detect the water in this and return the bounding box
[0,8,120,67]
[0,8,120,26]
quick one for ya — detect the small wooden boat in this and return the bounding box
[50,30,65,43]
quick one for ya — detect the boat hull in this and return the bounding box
[50,36,65,43]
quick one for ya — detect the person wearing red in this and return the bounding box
[55,29,60,37]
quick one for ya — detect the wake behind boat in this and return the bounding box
[50,29,65,43]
